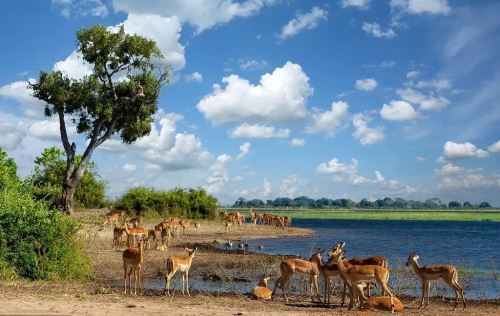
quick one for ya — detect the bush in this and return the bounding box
[117,187,217,219]
[0,148,90,280]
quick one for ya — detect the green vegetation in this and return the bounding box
[117,187,218,219]
[236,208,500,222]
[0,149,90,280]
[30,25,169,214]
[29,147,106,209]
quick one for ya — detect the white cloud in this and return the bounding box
[232,175,244,182]
[279,174,300,197]
[197,62,312,125]
[206,154,232,194]
[396,88,426,104]
[390,0,450,15]
[440,141,489,160]
[185,72,203,83]
[230,123,290,138]
[362,22,396,39]
[435,163,464,175]
[317,158,360,181]
[236,142,251,160]
[52,0,109,18]
[488,140,500,153]
[53,51,93,80]
[28,119,77,142]
[380,100,419,121]
[355,78,378,91]
[101,113,211,170]
[0,79,45,116]
[278,6,327,40]
[352,113,385,145]
[123,163,137,172]
[416,156,426,162]
[419,96,450,111]
[306,101,349,137]
[415,79,451,90]
[341,0,371,10]
[262,179,272,197]
[290,138,306,147]
[112,0,276,33]
[239,59,268,71]
[0,118,27,150]
[436,165,500,190]
[406,71,419,79]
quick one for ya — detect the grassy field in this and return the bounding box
[236,208,500,222]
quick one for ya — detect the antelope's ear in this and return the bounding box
[340,241,346,249]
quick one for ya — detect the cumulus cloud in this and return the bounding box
[352,113,385,145]
[406,71,419,79]
[440,141,489,161]
[123,163,137,172]
[435,163,464,175]
[436,164,500,190]
[101,113,211,170]
[279,174,300,197]
[419,96,450,111]
[290,138,306,147]
[28,119,76,142]
[236,142,251,160]
[278,6,327,40]
[185,72,203,83]
[488,140,500,153]
[390,0,450,15]
[415,79,451,90]
[230,123,290,138]
[53,51,93,80]
[416,156,426,162]
[0,118,27,150]
[239,59,268,71]
[206,154,232,194]
[355,78,378,91]
[262,179,272,197]
[52,0,109,18]
[306,101,349,137]
[0,79,45,116]
[362,22,396,39]
[396,88,450,112]
[113,0,276,33]
[341,0,371,9]
[380,100,419,121]
[197,62,312,125]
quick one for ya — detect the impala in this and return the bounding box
[123,240,144,295]
[113,224,126,247]
[123,223,148,247]
[272,249,324,302]
[193,221,201,236]
[252,275,273,300]
[355,282,404,312]
[165,247,198,296]
[102,207,124,228]
[180,219,191,236]
[329,242,395,312]
[406,252,466,310]
[127,215,143,228]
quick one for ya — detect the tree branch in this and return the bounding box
[58,110,73,157]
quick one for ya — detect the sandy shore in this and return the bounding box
[0,212,498,315]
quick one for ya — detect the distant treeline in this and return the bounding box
[232,196,493,209]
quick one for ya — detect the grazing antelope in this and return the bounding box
[165,248,198,296]
[329,242,395,312]
[123,224,148,247]
[193,221,201,236]
[180,219,191,236]
[406,252,466,310]
[102,207,124,228]
[356,282,405,312]
[123,240,144,295]
[252,275,273,300]
[113,224,126,247]
[272,249,324,302]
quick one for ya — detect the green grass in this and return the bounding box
[237,209,500,222]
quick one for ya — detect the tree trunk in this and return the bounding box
[61,182,76,215]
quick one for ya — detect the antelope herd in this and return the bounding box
[102,207,467,312]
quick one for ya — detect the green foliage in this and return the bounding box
[117,187,217,219]
[0,148,18,189]
[30,147,106,209]
[0,151,90,280]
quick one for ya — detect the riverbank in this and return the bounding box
[1,212,498,315]
[235,209,500,222]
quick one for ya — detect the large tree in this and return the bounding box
[30,25,169,214]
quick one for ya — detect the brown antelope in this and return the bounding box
[102,207,125,228]
[272,249,324,302]
[329,242,395,312]
[127,215,143,228]
[147,228,162,250]
[323,253,388,306]
[252,275,273,300]
[180,219,191,236]
[122,240,144,295]
[406,253,466,310]
[123,224,148,247]
[165,248,198,296]
[113,224,126,247]
[193,221,201,236]
[284,216,292,227]
[356,282,405,312]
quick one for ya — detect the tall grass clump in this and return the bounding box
[0,148,90,280]
[117,187,217,219]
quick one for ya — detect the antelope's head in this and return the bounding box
[406,252,419,266]
[328,241,345,259]
[186,247,198,257]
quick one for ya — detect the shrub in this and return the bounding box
[0,148,90,280]
[117,187,217,219]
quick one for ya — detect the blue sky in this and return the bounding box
[0,0,499,205]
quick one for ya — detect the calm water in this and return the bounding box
[144,219,499,299]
